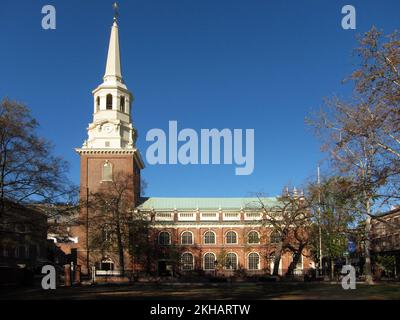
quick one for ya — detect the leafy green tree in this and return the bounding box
[308,176,357,278]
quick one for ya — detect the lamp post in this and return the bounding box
[86,186,90,277]
[317,166,323,276]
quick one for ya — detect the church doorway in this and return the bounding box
[157,260,173,276]
[100,257,114,271]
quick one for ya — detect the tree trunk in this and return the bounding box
[115,218,125,275]
[330,259,335,280]
[0,147,6,217]
[286,245,304,276]
[273,243,283,276]
[364,213,374,284]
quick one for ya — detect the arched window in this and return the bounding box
[248,231,260,244]
[225,231,237,244]
[181,231,193,245]
[102,161,113,181]
[158,231,171,245]
[248,252,260,270]
[204,252,216,270]
[181,252,194,270]
[106,94,113,110]
[225,252,238,270]
[120,96,125,113]
[270,231,281,244]
[204,231,216,244]
[96,96,100,111]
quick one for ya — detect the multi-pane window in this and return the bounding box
[270,231,281,244]
[225,253,238,270]
[181,231,193,245]
[226,231,237,244]
[181,253,194,270]
[204,253,216,270]
[248,252,260,270]
[158,231,171,245]
[248,231,260,244]
[102,161,113,181]
[204,231,216,244]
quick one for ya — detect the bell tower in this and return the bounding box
[74,6,144,274]
[83,15,137,151]
[76,8,144,192]
[76,10,144,206]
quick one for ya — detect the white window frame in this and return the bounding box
[102,161,113,181]
[158,231,171,245]
[225,231,238,244]
[181,252,194,271]
[248,252,260,270]
[181,231,194,245]
[247,230,260,244]
[224,252,238,270]
[203,230,216,245]
[203,252,216,270]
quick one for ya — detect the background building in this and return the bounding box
[0,201,48,284]
[371,207,400,278]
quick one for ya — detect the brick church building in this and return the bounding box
[68,13,314,279]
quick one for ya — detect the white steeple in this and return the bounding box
[104,20,122,83]
[79,13,138,151]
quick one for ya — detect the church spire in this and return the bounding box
[104,3,122,82]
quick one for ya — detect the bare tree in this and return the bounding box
[248,189,312,277]
[307,27,400,284]
[88,172,136,274]
[0,98,75,216]
[350,27,400,181]
[88,172,149,275]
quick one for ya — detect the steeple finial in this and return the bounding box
[104,3,122,83]
[113,2,119,22]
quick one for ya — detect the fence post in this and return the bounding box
[74,265,81,284]
[91,266,96,284]
[64,265,71,287]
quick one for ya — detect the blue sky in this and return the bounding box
[1,0,399,197]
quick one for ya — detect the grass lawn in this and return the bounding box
[1,282,400,300]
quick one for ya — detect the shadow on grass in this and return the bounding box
[1,282,400,300]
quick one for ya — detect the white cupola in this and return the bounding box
[82,16,137,150]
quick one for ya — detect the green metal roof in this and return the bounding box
[137,197,279,210]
